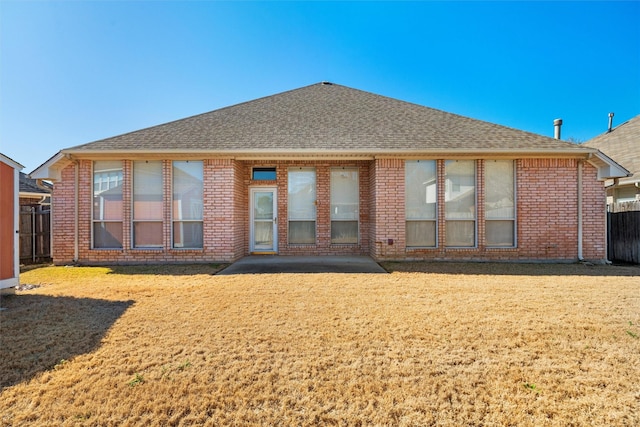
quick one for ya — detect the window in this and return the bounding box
[93,160,123,248]
[485,160,516,247]
[252,167,276,181]
[405,160,437,247]
[331,168,358,244]
[172,161,203,249]
[133,161,163,248]
[288,168,316,244]
[445,160,476,247]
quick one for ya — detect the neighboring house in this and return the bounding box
[583,114,640,205]
[31,82,628,265]
[18,173,53,264]
[19,172,52,207]
[1,153,23,293]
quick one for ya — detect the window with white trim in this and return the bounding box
[93,160,123,249]
[133,161,163,248]
[445,160,476,247]
[288,168,316,244]
[485,160,516,247]
[172,161,203,249]
[330,168,358,244]
[405,160,437,247]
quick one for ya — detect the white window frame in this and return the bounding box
[171,160,204,249]
[92,160,124,249]
[288,167,317,245]
[444,160,477,248]
[405,160,438,248]
[485,160,517,248]
[330,167,359,244]
[132,160,164,249]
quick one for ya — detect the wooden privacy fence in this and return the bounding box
[607,201,640,264]
[19,206,51,264]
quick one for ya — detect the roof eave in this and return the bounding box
[30,151,72,181]
[0,153,24,170]
[34,146,609,176]
[586,150,632,181]
[60,147,596,159]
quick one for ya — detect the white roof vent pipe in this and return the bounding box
[553,118,563,139]
[608,112,614,132]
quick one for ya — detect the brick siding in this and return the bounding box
[50,157,608,264]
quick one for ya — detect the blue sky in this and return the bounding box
[1,1,638,173]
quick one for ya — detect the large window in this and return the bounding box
[330,168,359,244]
[93,161,123,249]
[445,160,476,247]
[133,161,163,248]
[405,160,437,247]
[288,168,316,244]
[172,161,203,249]
[485,160,516,247]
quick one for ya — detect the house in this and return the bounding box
[18,173,53,264]
[583,114,640,206]
[1,153,23,293]
[31,82,628,265]
[19,172,52,207]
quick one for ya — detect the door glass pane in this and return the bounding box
[254,222,274,249]
[254,192,274,220]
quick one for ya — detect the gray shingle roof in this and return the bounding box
[67,82,587,154]
[20,172,52,194]
[583,114,640,181]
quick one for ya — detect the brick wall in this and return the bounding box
[581,162,607,260]
[370,158,608,262]
[244,160,370,256]
[51,164,76,264]
[370,159,405,259]
[51,156,608,264]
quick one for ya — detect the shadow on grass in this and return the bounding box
[380,261,640,277]
[107,264,228,276]
[0,294,133,389]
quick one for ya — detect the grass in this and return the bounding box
[1,262,639,426]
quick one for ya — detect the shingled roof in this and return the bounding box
[19,172,52,195]
[33,82,630,181]
[584,114,640,184]
[67,82,587,154]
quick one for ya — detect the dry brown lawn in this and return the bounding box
[1,262,639,426]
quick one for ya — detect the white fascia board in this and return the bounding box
[586,150,632,181]
[30,152,71,181]
[60,147,595,158]
[0,153,24,170]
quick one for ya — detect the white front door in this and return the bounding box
[250,188,277,253]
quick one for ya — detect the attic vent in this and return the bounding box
[321,81,333,85]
